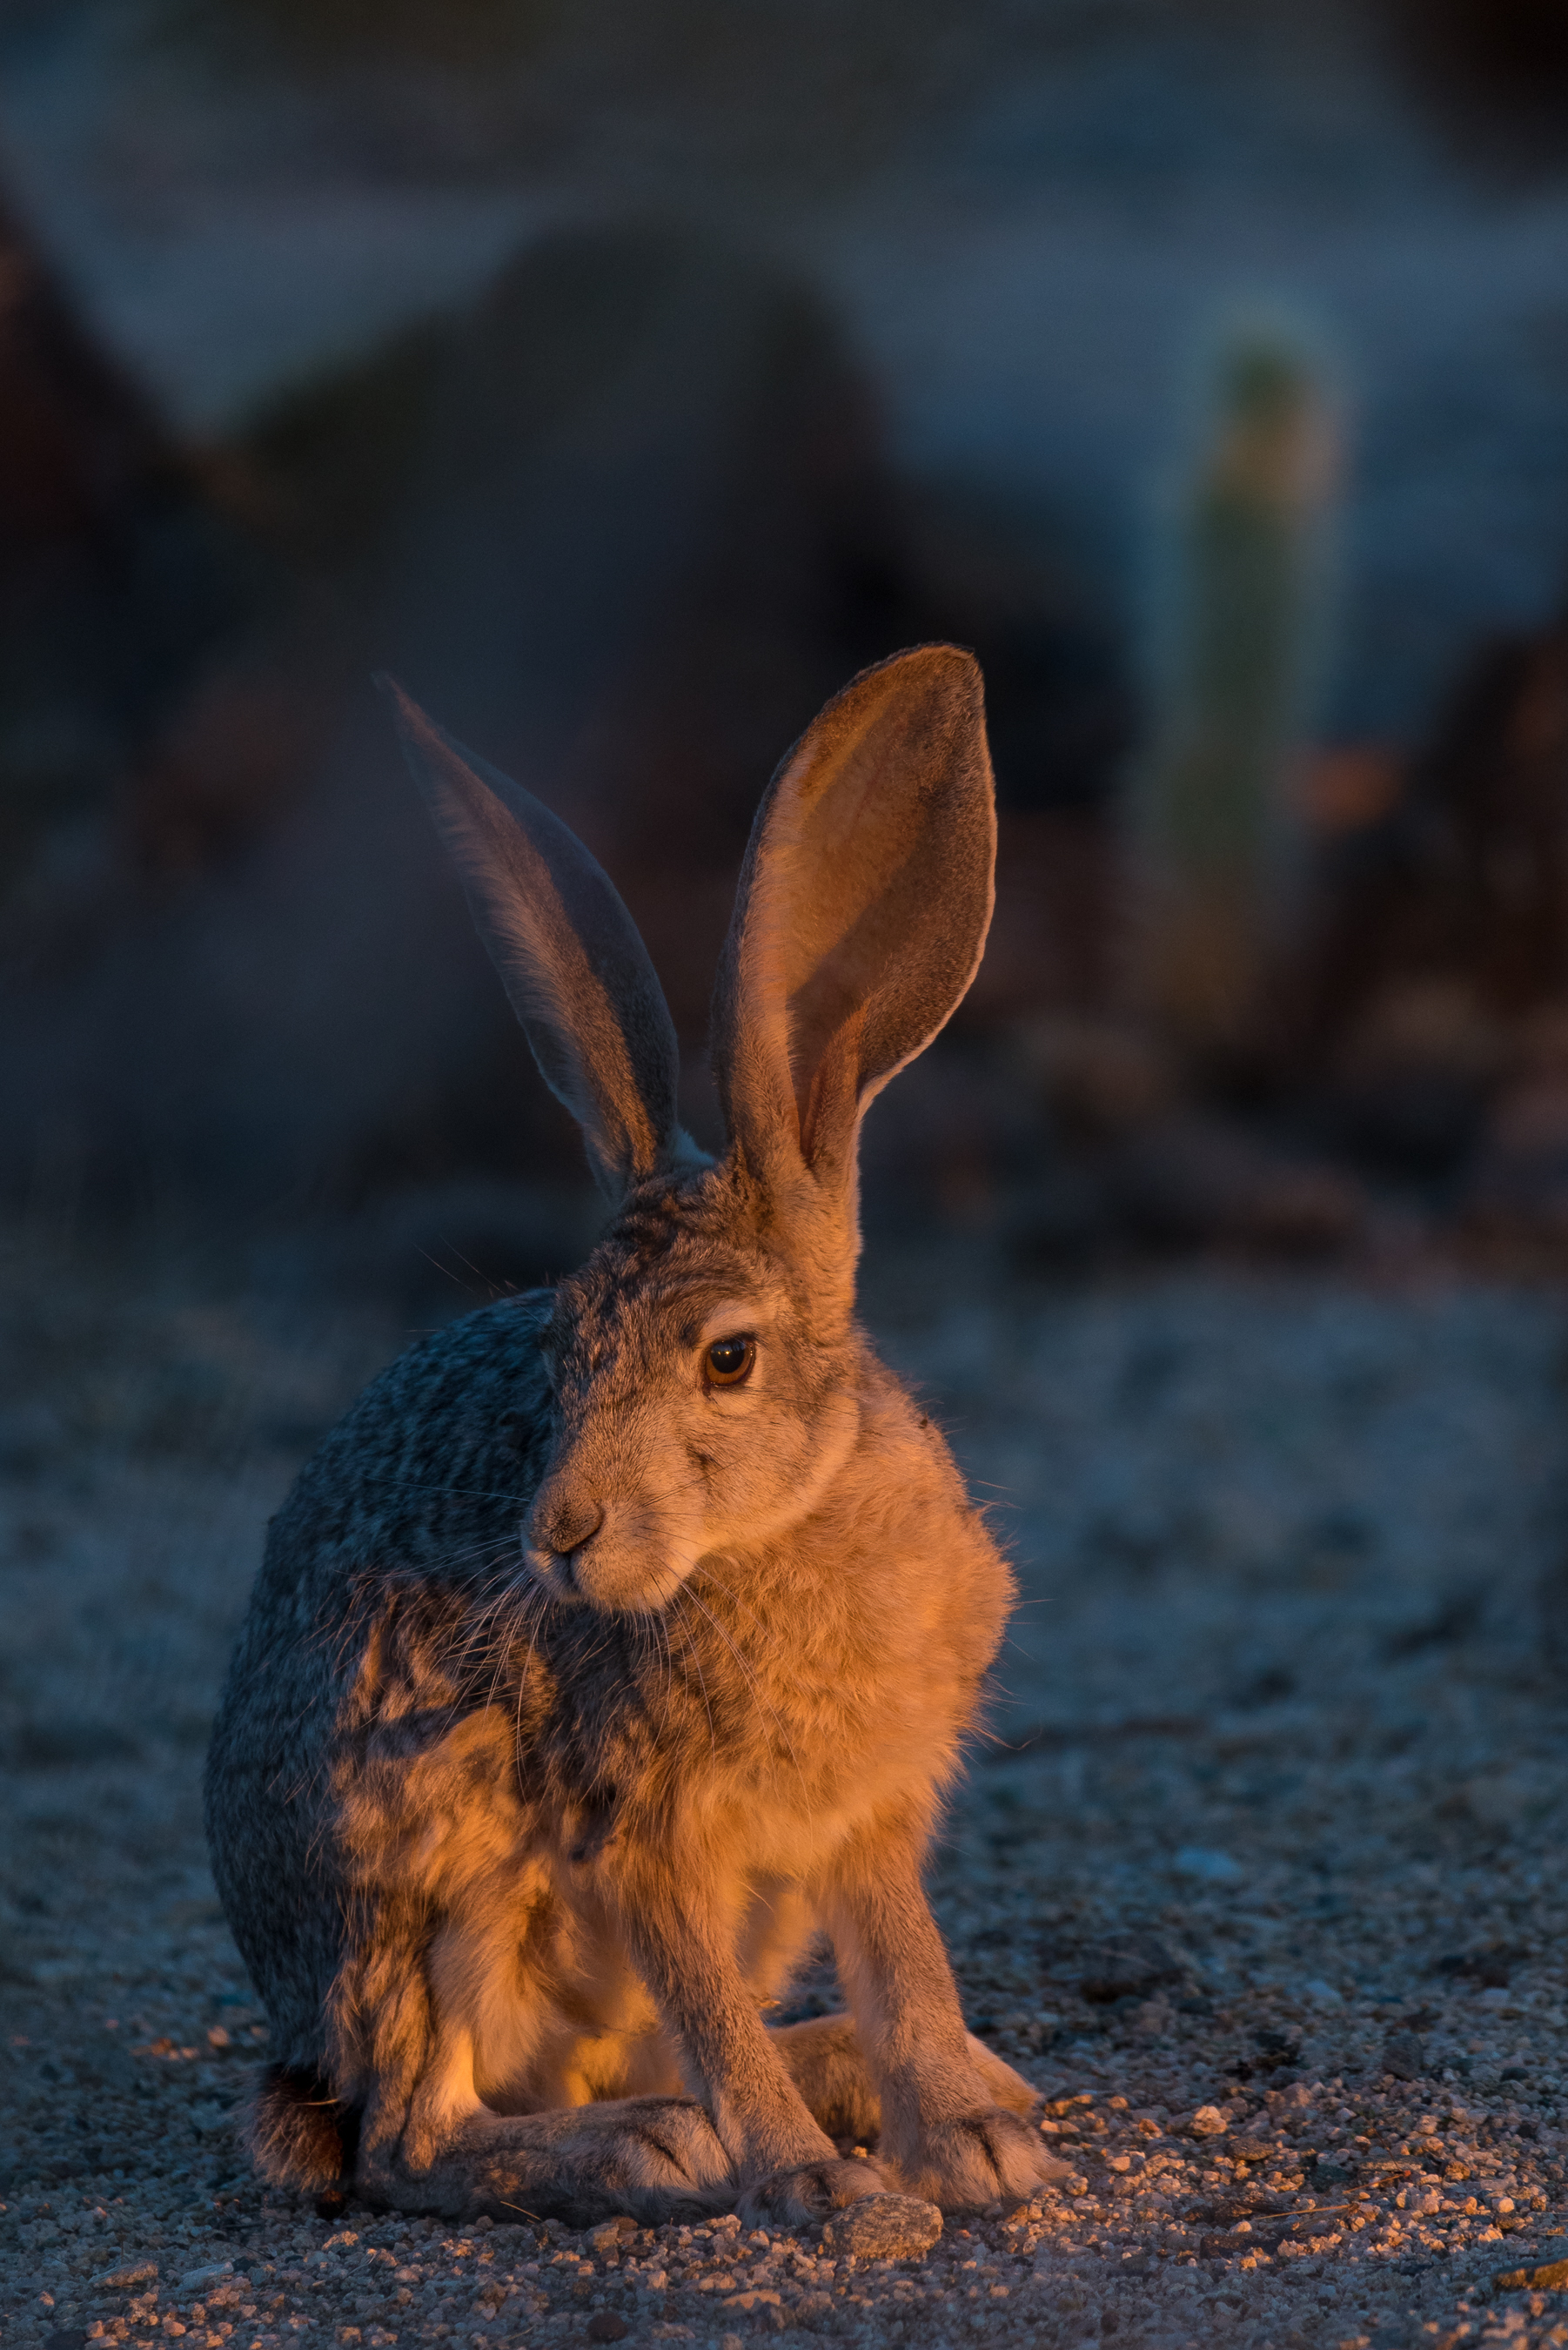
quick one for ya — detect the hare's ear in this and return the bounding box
[712,645,995,1212]
[382,679,682,1203]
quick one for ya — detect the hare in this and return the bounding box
[204,644,1062,2231]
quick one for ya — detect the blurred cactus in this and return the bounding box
[1130,322,1338,1060]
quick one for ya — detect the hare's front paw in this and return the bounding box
[898,2109,1069,2211]
[739,2155,896,2229]
[487,2096,734,2225]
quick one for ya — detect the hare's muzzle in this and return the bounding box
[526,1486,606,1593]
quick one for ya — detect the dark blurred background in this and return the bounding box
[5,0,1568,1305]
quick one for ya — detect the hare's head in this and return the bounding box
[385,648,995,1613]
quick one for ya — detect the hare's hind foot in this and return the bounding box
[359,2097,734,2228]
[894,2109,1070,2211]
[761,2013,1060,2220]
[770,2011,1042,2140]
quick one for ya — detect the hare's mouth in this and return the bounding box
[523,1538,592,1601]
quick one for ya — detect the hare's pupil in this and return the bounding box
[707,1335,753,1384]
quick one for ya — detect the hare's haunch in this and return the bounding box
[204,647,1062,2227]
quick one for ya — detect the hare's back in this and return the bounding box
[211,1281,553,1755]
[204,1288,553,2052]
[271,1286,555,1590]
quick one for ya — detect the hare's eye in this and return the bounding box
[705,1334,756,1387]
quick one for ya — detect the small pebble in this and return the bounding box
[90,2263,158,2292]
[821,2193,942,2260]
[586,2215,637,2253]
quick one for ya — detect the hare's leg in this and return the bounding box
[822,1823,1069,2210]
[616,1870,899,2228]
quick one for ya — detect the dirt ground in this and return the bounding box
[3,1217,1568,2350]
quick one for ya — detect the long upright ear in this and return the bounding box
[711,644,995,1219]
[381,678,682,1202]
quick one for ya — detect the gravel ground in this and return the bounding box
[3,1223,1568,2350]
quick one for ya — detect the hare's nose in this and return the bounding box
[540,1498,604,1557]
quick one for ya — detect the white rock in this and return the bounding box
[1172,1847,1243,1883]
[1303,1979,1344,2007]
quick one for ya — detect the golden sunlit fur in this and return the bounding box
[207,648,1065,2229]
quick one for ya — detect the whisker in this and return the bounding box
[514,1583,553,1753]
[673,1608,718,1759]
[438,1238,513,1299]
[370,1478,533,1508]
[650,1609,678,1736]
[412,1245,471,1293]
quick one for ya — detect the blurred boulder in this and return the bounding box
[0,186,268,907]
[0,220,1130,1226]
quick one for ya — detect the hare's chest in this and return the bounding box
[700,1717,935,1888]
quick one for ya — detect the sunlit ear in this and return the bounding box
[711,644,995,1213]
[382,678,683,1203]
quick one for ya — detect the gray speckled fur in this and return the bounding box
[205,1291,555,2070]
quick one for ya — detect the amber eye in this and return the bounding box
[705,1334,756,1387]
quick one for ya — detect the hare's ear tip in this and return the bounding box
[377,678,452,775]
[373,672,420,728]
[874,642,985,712]
[897,640,981,679]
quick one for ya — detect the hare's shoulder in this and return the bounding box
[269,1288,556,1593]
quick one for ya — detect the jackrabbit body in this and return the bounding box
[205,645,1059,2230]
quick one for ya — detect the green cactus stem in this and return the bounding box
[1132,323,1338,1058]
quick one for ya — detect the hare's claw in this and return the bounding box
[738,2155,895,2230]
